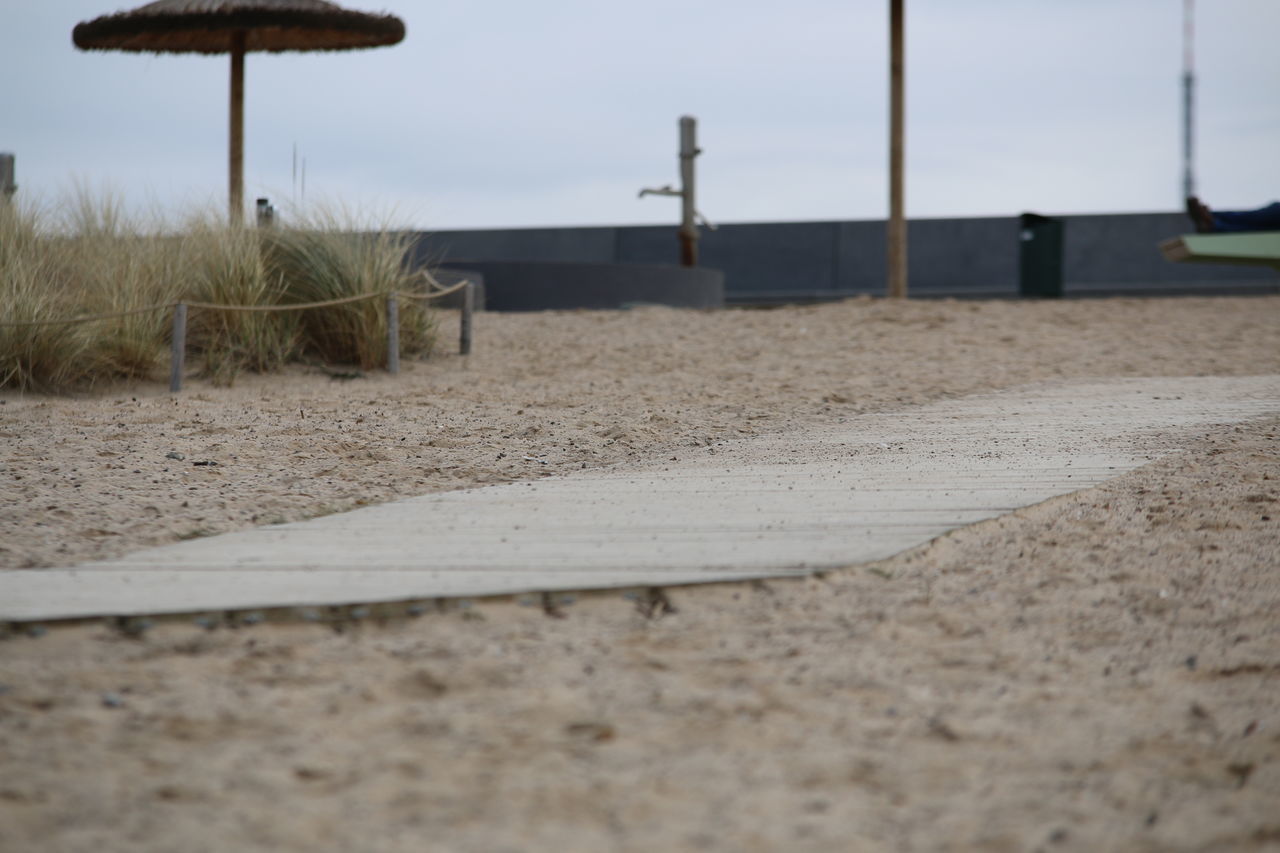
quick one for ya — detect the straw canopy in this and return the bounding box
[73,0,405,225]
[72,0,404,55]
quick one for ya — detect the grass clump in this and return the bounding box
[0,203,96,390]
[0,192,438,392]
[55,189,186,381]
[1,188,185,389]
[185,221,299,385]
[268,207,435,369]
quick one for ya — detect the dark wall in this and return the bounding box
[437,261,723,312]
[409,213,1277,303]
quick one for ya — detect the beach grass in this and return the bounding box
[185,219,299,386]
[267,206,435,369]
[0,202,97,390]
[0,193,436,391]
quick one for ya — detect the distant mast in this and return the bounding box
[1182,0,1196,201]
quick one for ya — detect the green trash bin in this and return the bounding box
[1018,212,1064,298]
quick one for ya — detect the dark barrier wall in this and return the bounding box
[438,261,724,312]
[409,212,1277,304]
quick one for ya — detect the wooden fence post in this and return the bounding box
[169,303,187,393]
[386,294,400,374]
[460,281,474,356]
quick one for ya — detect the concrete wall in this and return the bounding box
[409,212,1278,303]
[437,261,723,312]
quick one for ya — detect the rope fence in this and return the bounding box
[1,279,476,392]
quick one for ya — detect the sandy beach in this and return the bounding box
[2,295,1279,851]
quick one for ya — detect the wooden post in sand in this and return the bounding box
[169,303,188,392]
[460,281,474,356]
[0,153,15,204]
[386,294,400,374]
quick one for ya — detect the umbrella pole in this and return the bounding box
[229,30,246,226]
[887,0,907,298]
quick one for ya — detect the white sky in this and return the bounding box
[3,0,1278,229]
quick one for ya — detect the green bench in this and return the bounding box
[1160,231,1280,272]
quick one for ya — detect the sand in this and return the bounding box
[1,296,1278,851]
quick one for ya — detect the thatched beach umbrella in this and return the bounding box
[73,0,405,225]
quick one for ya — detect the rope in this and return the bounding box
[185,291,384,312]
[0,279,474,328]
[397,279,470,301]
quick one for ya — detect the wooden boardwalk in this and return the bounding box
[3,376,1277,624]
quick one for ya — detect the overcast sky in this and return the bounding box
[3,0,1278,229]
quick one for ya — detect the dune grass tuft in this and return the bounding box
[0,193,437,392]
[268,206,435,369]
[185,220,299,386]
[0,200,97,390]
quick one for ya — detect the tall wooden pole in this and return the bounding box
[678,116,699,267]
[0,152,15,204]
[887,0,907,298]
[229,30,246,227]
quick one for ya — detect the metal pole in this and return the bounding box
[887,0,908,298]
[1181,0,1196,201]
[460,281,474,356]
[386,295,400,373]
[229,30,246,227]
[169,303,188,393]
[678,116,699,267]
